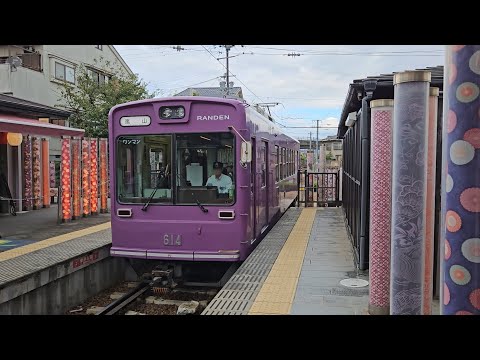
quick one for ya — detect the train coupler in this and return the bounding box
[151,268,176,294]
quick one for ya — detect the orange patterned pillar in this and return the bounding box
[90,138,98,215]
[32,137,41,210]
[99,138,108,213]
[71,138,81,219]
[82,138,91,217]
[41,138,50,208]
[60,137,71,222]
[22,135,33,211]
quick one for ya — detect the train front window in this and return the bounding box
[116,135,173,204]
[176,132,235,205]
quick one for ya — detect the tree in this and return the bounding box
[57,57,158,138]
[326,151,335,161]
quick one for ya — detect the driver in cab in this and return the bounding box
[206,161,232,197]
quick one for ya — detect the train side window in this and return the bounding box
[275,145,279,182]
[261,142,266,187]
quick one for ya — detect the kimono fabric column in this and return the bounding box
[368,99,394,315]
[22,135,33,211]
[41,138,50,208]
[60,137,71,222]
[423,87,439,315]
[32,137,41,210]
[82,138,91,217]
[99,138,108,213]
[390,70,431,315]
[90,138,98,215]
[71,138,81,220]
[319,144,325,202]
[442,45,480,315]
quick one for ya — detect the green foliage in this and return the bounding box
[56,57,158,138]
[326,151,335,161]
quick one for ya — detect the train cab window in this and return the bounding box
[116,135,173,204]
[176,133,235,205]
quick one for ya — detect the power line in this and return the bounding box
[201,45,262,102]
[244,45,444,55]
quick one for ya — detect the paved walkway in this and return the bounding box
[290,207,369,314]
[0,204,110,252]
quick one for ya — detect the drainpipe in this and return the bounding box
[358,79,377,271]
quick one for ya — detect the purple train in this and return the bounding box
[108,96,299,266]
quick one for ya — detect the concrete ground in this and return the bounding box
[0,204,110,251]
[290,207,440,315]
[290,207,370,315]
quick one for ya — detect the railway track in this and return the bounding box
[67,281,218,316]
[97,281,151,315]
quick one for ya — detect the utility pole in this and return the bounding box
[309,132,312,151]
[218,45,234,96]
[316,120,319,172]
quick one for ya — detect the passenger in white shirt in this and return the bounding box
[206,161,232,195]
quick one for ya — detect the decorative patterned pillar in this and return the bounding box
[390,70,431,315]
[319,144,326,202]
[71,138,81,220]
[60,137,71,222]
[442,45,480,315]
[82,138,91,217]
[22,135,33,211]
[31,137,41,210]
[99,138,108,213]
[41,138,50,208]
[49,161,55,188]
[90,138,98,215]
[368,99,394,315]
[423,88,439,315]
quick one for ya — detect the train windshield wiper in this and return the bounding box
[142,174,162,212]
[195,197,208,213]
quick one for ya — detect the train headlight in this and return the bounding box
[175,107,185,118]
[159,106,185,119]
[161,107,173,118]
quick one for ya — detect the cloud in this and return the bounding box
[115,45,444,138]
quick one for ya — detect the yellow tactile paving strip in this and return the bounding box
[0,222,111,262]
[248,208,316,315]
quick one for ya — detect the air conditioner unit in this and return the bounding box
[345,112,357,127]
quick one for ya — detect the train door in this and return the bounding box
[260,140,268,232]
[250,137,257,242]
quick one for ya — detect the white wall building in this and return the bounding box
[0,45,133,157]
[0,45,133,108]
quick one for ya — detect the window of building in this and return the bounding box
[95,45,103,50]
[89,69,108,85]
[55,62,75,83]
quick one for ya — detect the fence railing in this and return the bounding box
[296,170,340,207]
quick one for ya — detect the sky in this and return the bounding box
[114,45,445,140]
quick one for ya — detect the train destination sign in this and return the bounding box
[120,116,151,127]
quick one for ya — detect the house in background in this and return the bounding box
[320,135,343,168]
[0,45,133,161]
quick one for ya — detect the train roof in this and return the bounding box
[108,96,299,143]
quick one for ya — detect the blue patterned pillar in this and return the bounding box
[442,45,480,315]
[390,70,431,315]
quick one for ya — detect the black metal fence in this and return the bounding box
[342,119,363,269]
[296,170,340,207]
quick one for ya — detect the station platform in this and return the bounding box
[0,221,125,314]
[203,207,370,315]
